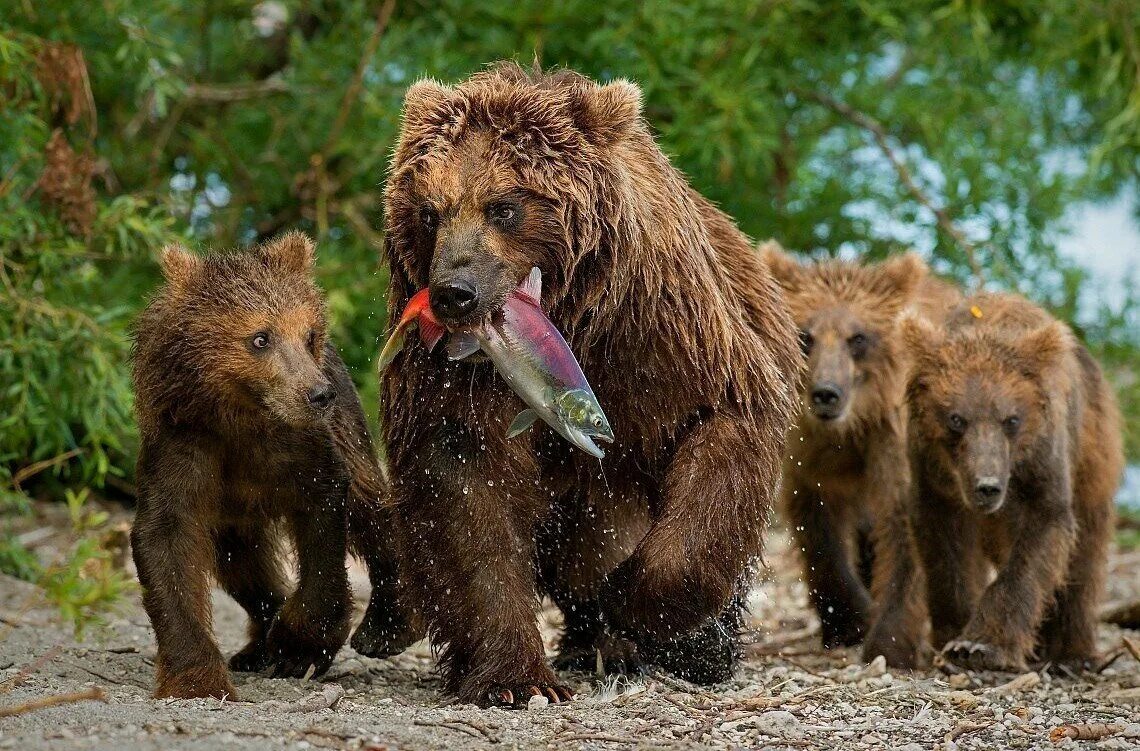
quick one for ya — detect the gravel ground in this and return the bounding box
[4,508,1140,750]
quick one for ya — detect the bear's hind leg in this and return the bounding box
[537,488,649,676]
[213,525,288,673]
[347,496,422,658]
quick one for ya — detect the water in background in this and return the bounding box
[1121,465,1140,508]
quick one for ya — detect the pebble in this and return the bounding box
[948,673,971,689]
[947,690,978,709]
[1108,687,1140,705]
[527,695,549,710]
[754,709,803,740]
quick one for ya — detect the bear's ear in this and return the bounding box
[877,252,926,299]
[403,78,454,124]
[1012,321,1071,378]
[261,231,315,272]
[575,79,643,145]
[760,241,804,292]
[159,243,201,291]
[899,313,944,370]
[872,252,927,316]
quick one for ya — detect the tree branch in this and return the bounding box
[184,77,290,103]
[801,89,985,287]
[322,0,398,157]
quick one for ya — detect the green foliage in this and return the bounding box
[37,490,136,638]
[0,2,1138,608]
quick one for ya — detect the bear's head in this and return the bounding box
[137,232,334,427]
[762,243,926,430]
[900,302,1072,514]
[383,62,644,329]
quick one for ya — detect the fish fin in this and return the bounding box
[419,316,445,352]
[377,324,408,373]
[516,266,542,306]
[446,331,481,360]
[506,409,539,439]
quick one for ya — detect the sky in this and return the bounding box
[1059,193,1140,308]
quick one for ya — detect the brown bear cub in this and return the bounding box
[763,244,958,667]
[897,292,1123,672]
[131,232,415,699]
[381,63,801,706]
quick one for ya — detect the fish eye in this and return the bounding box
[250,331,271,350]
[592,416,603,428]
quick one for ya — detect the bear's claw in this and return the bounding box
[484,683,574,708]
[942,639,1025,672]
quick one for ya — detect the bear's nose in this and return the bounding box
[811,384,842,406]
[431,280,479,319]
[975,478,1003,500]
[307,383,337,410]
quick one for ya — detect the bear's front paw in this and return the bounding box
[862,614,928,670]
[600,557,718,643]
[155,662,236,700]
[483,683,575,709]
[263,613,347,679]
[553,632,644,676]
[228,639,271,673]
[942,639,1026,673]
[820,611,867,650]
[351,603,421,659]
[862,629,928,670]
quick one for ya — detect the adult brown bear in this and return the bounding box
[381,62,801,706]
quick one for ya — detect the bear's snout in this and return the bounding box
[431,277,480,320]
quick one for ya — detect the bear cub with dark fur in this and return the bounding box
[897,292,1123,672]
[130,232,415,700]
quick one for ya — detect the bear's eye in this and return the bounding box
[848,332,868,354]
[947,413,967,433]
[799,330,814,355]
[1003,415,1021,434]
[419,206,438,231]
[251,332,271,350]
[487,202,519,227]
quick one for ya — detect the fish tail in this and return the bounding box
[377,322,410,373]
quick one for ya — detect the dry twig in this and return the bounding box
[0,686,105,717]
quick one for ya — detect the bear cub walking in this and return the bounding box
[899,292,1123,672]
[764,246,959,667]
[131,232,415,699]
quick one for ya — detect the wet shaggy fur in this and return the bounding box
[130,233,415,700]
[763,245,960,667]
[898,292,1123,671]
[381,63,801,706]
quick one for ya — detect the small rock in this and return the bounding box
[527,694,549,710]
[947,690,978,709]
[948,673,971,689]
[755,709,804,740]
[897,744,923,751]
[1109,688,1140,705]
